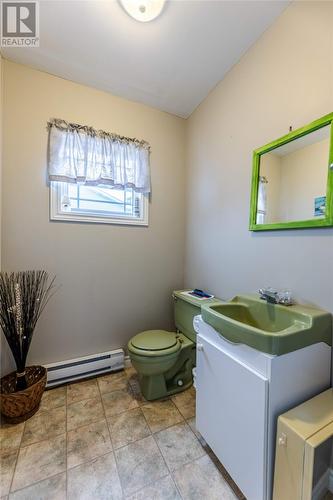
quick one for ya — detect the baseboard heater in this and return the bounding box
[44,349,125,387]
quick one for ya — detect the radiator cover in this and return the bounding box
[44,349,125,387]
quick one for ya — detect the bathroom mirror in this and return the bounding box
[249,113,333,230]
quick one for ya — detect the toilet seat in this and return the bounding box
[128,330,181,357]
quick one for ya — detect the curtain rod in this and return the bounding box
[47,118,151,151]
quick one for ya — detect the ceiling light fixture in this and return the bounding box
[119,0,166,22]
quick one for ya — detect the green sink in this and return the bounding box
[201,294,332,355]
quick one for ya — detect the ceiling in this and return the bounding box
[1,0,289,118]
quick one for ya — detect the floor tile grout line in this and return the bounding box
[170,399,185,420]
[6,449,19,496]
[101,394,196,451]
[108,407,153,453]
[139,395,183,483]
[116,378,172,495]
[5,376,122,495]
[169,471,185,500]
[19,430,66,449]
[18,406,67,449]
[184,417,244,500]
[100,389,140,419]
[67,413,107,433]
[13,450,150,500]
[7,471,65,498]
[121,435,178,500]
[150,422,185,500]
[118,369,177,498]
[66,396,144,436]
[182,416,211,461]
[144,388,200,500]
[141,407,185,434]
[66,445,115,473]
[153,415,209,500]
[67,393,102,406]
[97,380,114,453]
[203,446,244,500]
[136,379,199,434]
[66,386,106,432]
[144,417,185,436]
[13,425,78,452]
[8,419,26,495]
[153,422,206,474]
[7,390,68,495]
[67,416,110,437]
[16,409,99,452]
[65,448,119,474]
[9,456,67,495]
[5,371,201,499]
[98,380,131,396]
[174,405,195,421]
[123,473,173,500]
[97,373,125,499]
[66,374,129,406]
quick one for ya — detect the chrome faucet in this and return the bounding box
[259,288,293,306]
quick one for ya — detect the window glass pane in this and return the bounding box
[63,183,140,218]
[68,184,78,196]
[78,200,127,214]
[69,198,79,209]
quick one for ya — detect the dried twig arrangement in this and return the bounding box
[0,271,56,391]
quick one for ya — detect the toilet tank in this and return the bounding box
[173,290,221,343]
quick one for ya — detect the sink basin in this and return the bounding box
[201,295,332,355]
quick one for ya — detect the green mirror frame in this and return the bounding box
[249,112,333,231]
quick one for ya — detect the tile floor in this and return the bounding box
[0,366,243,500]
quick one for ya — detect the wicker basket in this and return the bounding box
[0,366,47,423]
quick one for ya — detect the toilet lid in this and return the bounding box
[131,330,178,351]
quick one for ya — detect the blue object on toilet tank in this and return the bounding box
[189,289,214,299]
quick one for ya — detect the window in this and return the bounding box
[256,176,267,224]
[256,211,266,225]
[47,118,151,226]
[50,182,148,225]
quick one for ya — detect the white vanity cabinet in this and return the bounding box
[194,315,331,500]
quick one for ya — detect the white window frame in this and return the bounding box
[50,182,149,226]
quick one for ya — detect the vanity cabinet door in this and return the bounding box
[196,333,269,500]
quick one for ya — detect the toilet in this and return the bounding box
[128,290,220,401]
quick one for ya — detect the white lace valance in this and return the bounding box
[47,118,151,193]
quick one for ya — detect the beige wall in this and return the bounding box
[1,61,186,372]
[185,1,333,310]
[0,53,2,266]
[0,55,13,375]
[0,55,11,373]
